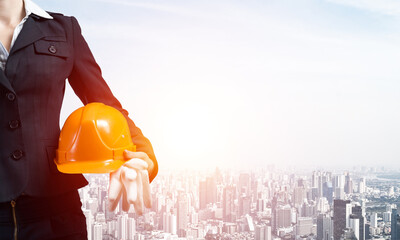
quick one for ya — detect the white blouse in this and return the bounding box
[0,0,52,70]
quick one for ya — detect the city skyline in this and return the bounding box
[78,165,400,239]
[3,0,400,239]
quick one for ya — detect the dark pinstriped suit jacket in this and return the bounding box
[0,12,158,202]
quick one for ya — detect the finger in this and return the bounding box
[121,186,130,212]
[108,190,122,212]
[133,169,144,215]
[141,170,152,208]
[108,168,123,211]
[123,158,148,170]
[121,167,138,203]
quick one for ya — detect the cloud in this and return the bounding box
[327,0,400,16]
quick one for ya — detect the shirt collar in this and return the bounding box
[24,0,53,20]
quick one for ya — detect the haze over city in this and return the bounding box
[35,0,400,170]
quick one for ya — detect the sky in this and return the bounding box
[36,0,400,171]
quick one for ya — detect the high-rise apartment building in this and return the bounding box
[323,182,333,204]
[163,211,177,235]
[333,199,351,240]
[312,171,323,198]
[199,180,207,209]
[93,223,103,240]
[177,194,189,237]
[370,212,377,228]
[333,175,345,190]
[277,205,292,228]
[334,187,344,200]
[296,217,313,236]
[199,177,217,210]
[117,213,128,240]
[293,187,306,207]
[239,195,251,216]
[349,215,360,239]
[271,196,277,234]
[255,224,272,240]
[391,208,400,240]
[127,218,136,240]
[344,173,353,194]
[352,205,365,240]
[223,185,236,222]
[206,176,217,204]
[317,213,333,240]
[83,209,93,240]
[382,211,391,222]
[238,173,251,196]
[265,225,272,240]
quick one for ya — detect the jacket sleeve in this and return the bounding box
[66,16,158,183]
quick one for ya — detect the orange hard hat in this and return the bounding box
[55,102,135,173]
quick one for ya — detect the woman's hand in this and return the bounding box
[108,150,153,215]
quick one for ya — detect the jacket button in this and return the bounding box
[11,150,23,160]
[48,45,57,54]
[6,92,15,101]
[9,120,20,129]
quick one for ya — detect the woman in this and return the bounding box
[0,0,158,239]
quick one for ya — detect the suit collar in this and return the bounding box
[24,0,53,20]
[9,16,45,56]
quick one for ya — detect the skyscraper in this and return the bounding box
[199,180,207,209]
[257,199,267,212]
[117,213,128,240]
[317,213,333,240]
[277,205,291,228]
[93,223,103,240]
[323,182,333,204]
[239,195,251,216]
[334,187,344,200]
[293,187,306,207]
[206,176,217,204]
[271,196,277,234]
[199,177,217,210]
[317,214,324,240]
[333,199,351,240]
[296,217,313,236]
[391,208,400,240]
[383,212,391,222]
[177,194,189,237]
[352,205,365,240]
[255,224,272,240]
[312,171,323,198]
[370,212,377,228]
[82,209,93,240]
[349,215,360,240]
[265,225,272,240]
[238,173,251,196]
[223,185,236,222]
[344,173,353,194]
[163,211,177,235]
[127,218,136,240]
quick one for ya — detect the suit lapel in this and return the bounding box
[0,15,46,91]
[0,69,15,94]
[9,16,45,55]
